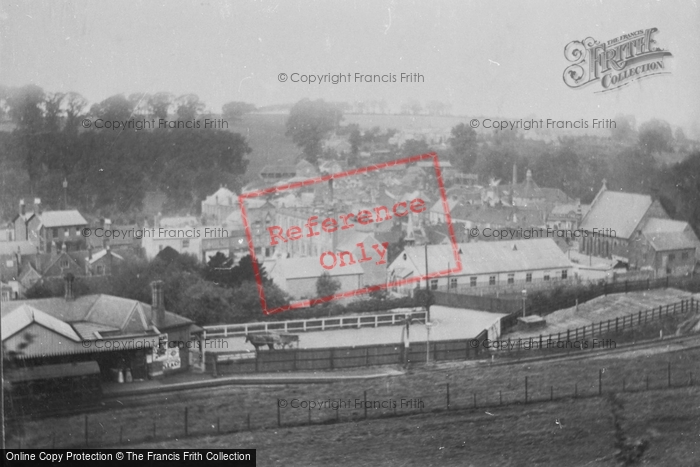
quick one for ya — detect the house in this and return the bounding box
[201,185,238,225]
[0,241,38,298]
[579,180,680,269]
[388,238,573,295]
[259,165,297,181]
[295,159,318,178]
[85,219,141,253]
[334,231,387,288]
[268,256,365,301]
[2,278,200,391]
[482,167,572,207]
[632,218,699,277]
[12,198,88,253]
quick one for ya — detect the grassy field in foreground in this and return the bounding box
[8,344,699,452]
[132,386,700,467]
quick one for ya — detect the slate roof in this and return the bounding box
[36,210,88,228]
[643,232,697,252]
[580,191,653,239]
[397,238,571,276]
[2,304,82,342]
[0,241,37,256]
[271,256,365,280]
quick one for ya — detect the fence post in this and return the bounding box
[638,310,642,325]
[330,348,335,370]
[539,334,542,349]
[308,408,311,425]
[85,415,88,447]
[364,390,368,419]
[599,369,602,396]
[690,372,694,387]
[524,376,528,404]
[446,383,450,410]
[185,407,188,436]
[217,417,220,433]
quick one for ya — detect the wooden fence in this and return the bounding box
[208,329,489,375]
[432,291,522,314]
[498,298,698,352]
[499,275,700,333]
[203,309,427,338]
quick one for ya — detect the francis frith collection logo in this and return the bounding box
[563,27,672,93]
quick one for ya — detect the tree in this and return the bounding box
[6,84,45,131]
[43,92,65,132]
[90,94,134,122]
[286,98,343,163]
[610,114,636,142]
[148,92,174,120]
[222,101,256,121]
[401,139,430,158]
[638,119,674,156]
[175,94,205,121]
[449,123,478,172]
[316,271,341,298]
[63,92,87,134]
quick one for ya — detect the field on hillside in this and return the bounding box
[10,342,700,456]
[135,386,700,466]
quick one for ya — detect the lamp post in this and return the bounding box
[522,289,527,318]
[62,177,68,209]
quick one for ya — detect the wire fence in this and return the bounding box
[8,355,697,450]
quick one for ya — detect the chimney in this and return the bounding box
[88,245,93,260]
[64,273,75,300]
[103,219,112,249]
[34,198,41,216]
[151,280,165,327]
[19,199,25,217]
[526,169,533,184]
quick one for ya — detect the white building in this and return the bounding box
[388,238,574,295]
[268,256,365,301]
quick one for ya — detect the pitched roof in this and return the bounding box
[0,241,37,256]
[643,231,697,252]
[272,256,365,280]
[2,304,82,342]
[36,210,88,228]
[202,186,237,206]
[580,191,653,239]
[396,238,571,276]
[642,218,688,233]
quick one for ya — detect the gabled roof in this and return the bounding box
[642,218,688,233]
[0,241,37,256]
[87,249,124,264]
[580,191,653,239]
[202,186,237,206]
[35,210,88,228]
[2,304,81,342]
[395,238,571,276]
[272,256,365,280]
[643,232,698,252]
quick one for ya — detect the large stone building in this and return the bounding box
[578,182,699,276]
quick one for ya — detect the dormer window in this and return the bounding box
[60,259,69,269]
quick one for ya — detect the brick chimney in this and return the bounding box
[19,199,25,217]
[34,198,42,216]
[151,280,165,327]
[64,273,75,300]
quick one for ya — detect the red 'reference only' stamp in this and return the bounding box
[239,152,462,315]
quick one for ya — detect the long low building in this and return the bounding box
[388,238,573,294]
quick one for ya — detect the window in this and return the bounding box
[430,279,438,290]
[64,228,70,237]
[543,272,550,281]
[489,276,496,285]
[182,239,190,248]
[561,270,568,280]
[60,260,69,269]
[96,265,104,275]
[450,278,458,289]
[507,274,514,284]
[526,273,532,282]
[52,228,59,238]
[682,252,689,260]
[668,254,675,262]
[470,277,477,287]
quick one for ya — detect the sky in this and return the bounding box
[1,0,698,132]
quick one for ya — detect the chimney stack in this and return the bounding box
[64,273,75,300]
[19,199,25,216]
[151,280,165,327]
[34,198,42,216]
